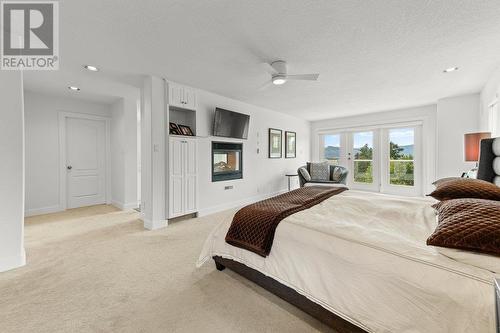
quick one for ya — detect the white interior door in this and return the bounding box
[169,137,184,218]
[184,138,198,214]
[66,117,107,209]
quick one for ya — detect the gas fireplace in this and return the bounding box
[212,142,243,182]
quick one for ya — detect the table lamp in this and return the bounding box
[464,132,491,178]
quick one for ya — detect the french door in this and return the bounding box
[380,127,421,196]
[347,131,379,191]
[320,125,422,196]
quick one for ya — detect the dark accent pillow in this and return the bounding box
[298,167,311,182]
[427,178,500,201]
[330,167,343,182]
[432,177,460,187]
[427,198,500,256]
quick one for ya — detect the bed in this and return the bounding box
[197,139,500,333]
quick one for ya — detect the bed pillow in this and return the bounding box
[427,198,500,256]
[427,178,500,201]
[309,162,330,181]
[432,177,460,187]
[298,167,311,182]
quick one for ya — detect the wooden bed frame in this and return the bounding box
[213,256,367,333]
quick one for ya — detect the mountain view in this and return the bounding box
[324,144,413,159]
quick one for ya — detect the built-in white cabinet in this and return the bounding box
[168,136,198,218]
[169,83,197,110]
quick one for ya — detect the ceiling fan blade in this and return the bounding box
[286,73,319,81]
[262,62,278,75]
[258,81,273,90]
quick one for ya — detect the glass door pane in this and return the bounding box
[352,131,374,184]
[388,128,414,186]
[323,134,341,165]
[381,126,421,196]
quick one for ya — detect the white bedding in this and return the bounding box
[197,190,498,333]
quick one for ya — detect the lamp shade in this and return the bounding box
[464,132,491,162]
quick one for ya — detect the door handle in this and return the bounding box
[67,165,72,170]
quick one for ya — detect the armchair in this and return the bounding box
[297,164,348,187]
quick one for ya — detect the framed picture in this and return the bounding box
[178,124,194,136]
[268,128,282,158]
[169,122,181,135]
[285,131,296,158]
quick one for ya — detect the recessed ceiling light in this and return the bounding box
[272,75,287,85]
[443,67,459,73]
[83,65,99,72]
[68,86,80,91]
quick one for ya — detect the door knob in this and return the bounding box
[67,165,72,170]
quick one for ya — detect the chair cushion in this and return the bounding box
[298,167,311,181]
[304,182,348,188]
[309,161,330,181]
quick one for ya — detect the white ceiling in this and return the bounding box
[23,0,500,120]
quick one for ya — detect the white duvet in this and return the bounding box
[198,190,498,333]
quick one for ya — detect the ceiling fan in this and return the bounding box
[263,60,319,86]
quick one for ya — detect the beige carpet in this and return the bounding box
[0,205,335,333]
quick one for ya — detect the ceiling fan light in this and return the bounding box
[272,76,286,85]
[443,67,459,73]
[83,65,99,72]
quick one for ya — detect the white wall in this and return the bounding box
[24,91,112,216]
[189,88,311,216]
[310,105,437,194]
[141,76,167,230]
[111,100,126,206]
[0,71,25,272]
[110,98,138,209]
[436,93,480,179]
[480,66,500,132]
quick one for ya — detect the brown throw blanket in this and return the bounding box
[225,186,347,257]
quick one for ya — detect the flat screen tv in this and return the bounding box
[213,108,250,139]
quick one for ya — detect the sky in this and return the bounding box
[324,128,414,148]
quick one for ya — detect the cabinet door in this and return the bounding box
[184,138,198,213]
[183,87,197,110]
[169,138,184,218]
[169,83,184,108]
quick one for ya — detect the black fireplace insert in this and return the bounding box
[212,142,243,182]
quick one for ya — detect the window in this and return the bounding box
[388,128,414,186]
[317,124,421,196]
[353,131,373,184]
[323,134,340,165]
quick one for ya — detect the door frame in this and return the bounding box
[58,112,111,210]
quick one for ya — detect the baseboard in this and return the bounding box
[0,248,26,273]
[111,200,138,211]
[197,189,287,217]
[25,205,63,217]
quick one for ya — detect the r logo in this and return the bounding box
[1,1,58,70]
[3,2,53,55]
